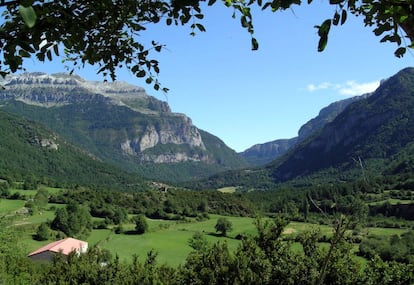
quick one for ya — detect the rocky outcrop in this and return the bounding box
[0,72,247,181]
[240,138,297,166]
[241,93,371,166]
[270,67,414,181]
[0,72,166,111]
[140,152,211,163]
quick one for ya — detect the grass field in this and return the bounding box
[88,215,256,266]
[0,199,26,214]
[217,187,237,193]
[8,186,63,198]
[2,193,412,267]
[367,198,414,206]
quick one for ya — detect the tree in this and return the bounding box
[188,231,208,251]
[32,187,49,212]
[51,202,92,238]
[34,222,50,241]
[133,214,148,235]
[0,0,413,90]
[215,217,232,236]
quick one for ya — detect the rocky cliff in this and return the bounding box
[241,92,370,166]
[0,73,246,182]
[270,68,414,181]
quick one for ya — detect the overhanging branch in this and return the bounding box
[0,0,20,7]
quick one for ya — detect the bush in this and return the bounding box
[34,222,50,241]
[133,215,148,235]
[215,217,232,236]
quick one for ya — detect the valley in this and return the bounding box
[1,68,414,283]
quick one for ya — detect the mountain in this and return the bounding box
[187,67,414,189]
[0,110,147,189]
[240,138,298,166]
[240,94,370,166]
[270,67,414,182]
[0,73,247,182]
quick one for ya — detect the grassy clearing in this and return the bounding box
[283,222,333,237]
[217,187,237,193]
[90,215,256,266]
[8,186,63,198]
[0,199,26,214]
[367,198,414,206]
[363,226,409,236]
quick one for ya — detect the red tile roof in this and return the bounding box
[28,238,88,257]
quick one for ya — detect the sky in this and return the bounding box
[23,2,413,152]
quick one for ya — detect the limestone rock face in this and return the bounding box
[0,73,247,179]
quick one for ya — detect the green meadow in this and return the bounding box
[1,191,412,267]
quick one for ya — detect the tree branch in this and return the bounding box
[0,0,20,7]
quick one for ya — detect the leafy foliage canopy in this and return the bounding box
[0,0,412,90]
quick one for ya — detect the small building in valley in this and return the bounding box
[28,237,88,262]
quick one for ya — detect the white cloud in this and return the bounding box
[306,80,380,96]
[338,80,380,96]
[306,82,335,92]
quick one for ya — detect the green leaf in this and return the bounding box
[196,23,206,32]
[333,12,340,26]
[36,52,45,61]
[53,44,59,56]
[18,49,30,58]
[399,15,408,23]
[19,5,37,28]
[46,50,52,61]
[329,0,343,4]
[241,16,248,28]
[341,9,347,25]
[251,38,259,50]
[394,47,406,58]
[18,41,35,53]
[137,70,146,77]
[318,19,331,37]
[318,35,328,52]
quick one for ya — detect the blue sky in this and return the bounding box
[24,2,413,152]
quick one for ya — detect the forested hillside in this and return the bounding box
[270,67,414,182]
[187,68,414,190]
[0,110,146,190]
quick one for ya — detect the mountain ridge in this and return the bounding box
[0,72,247,182]
[240,93,371,166]
[185,67,414,189]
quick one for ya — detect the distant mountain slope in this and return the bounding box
[240,94,369,166]
[270,67,414,182]
[0,110,146,189]
[187,68,414,190]
[240,138,298,166]
[0,73,247,182]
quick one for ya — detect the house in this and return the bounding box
[28,237,88,262]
